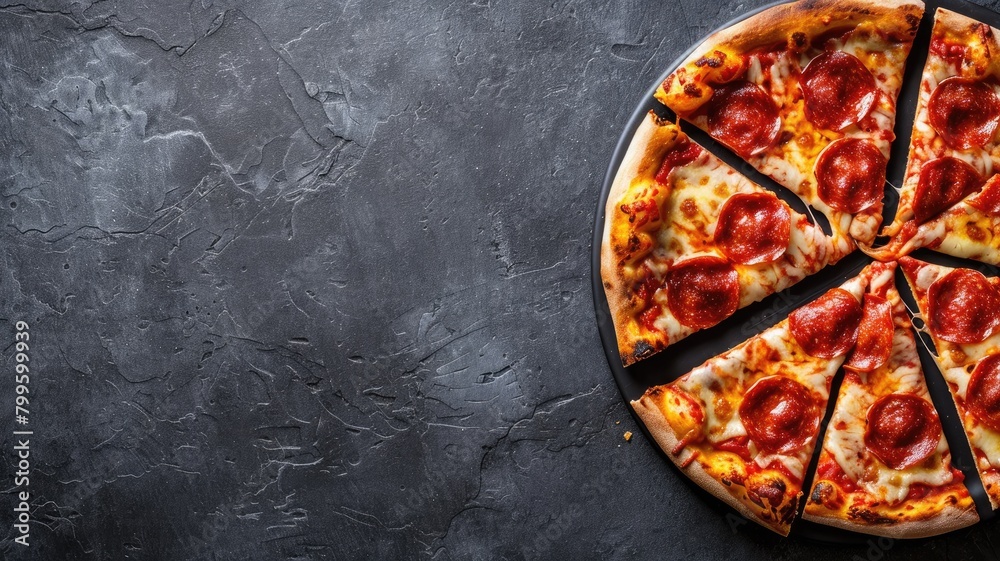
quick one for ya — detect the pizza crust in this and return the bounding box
[600,111,680,365]
[691,0,923,54]
[801,501,978,539]
[934,7,1000,58]
[632,392,795,536]
[657,0,923,113]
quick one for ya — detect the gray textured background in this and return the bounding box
[2,0,1000,559]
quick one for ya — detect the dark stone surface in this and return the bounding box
[1,0,1000,559]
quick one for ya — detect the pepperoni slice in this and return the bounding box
[927,268,1000,344]
[968,174,1000,217]
[713,193,791,265]
[654,139,703,185]
[665,256,740,329]
[967,354,1000,432]
[790,288,863,358]
[913,157,984,224]
[801,51,878,131]
[928,77,1000,150]
[864,394,941,470]
[739,376,819,454]
[845,294,893,372]
[814,138,886,213]
[707,80,781,159]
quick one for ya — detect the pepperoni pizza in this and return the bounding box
[804,262,978,537]
[601,112,843,366]
[870,9,1000,265]
[900,257,1000,509]
[598,0,1000,541]
[656,0,922,250]
[632,267,872,535]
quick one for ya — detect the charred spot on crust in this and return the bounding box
[790,31,807,50]
[848,506,896,525]
[683,83,702,98]
[905,13,920,32]
[809,481,834,504]
[631,340,655,361]
[695,51,726,68]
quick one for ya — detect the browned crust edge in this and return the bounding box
[704,0,924,54]
[599,111,680,366]
[655,0,924,111]
[631,392,793,536]
[801,499,979,539]
[934,7,1000,40]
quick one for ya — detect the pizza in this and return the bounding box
[899,256,1000,509]
[655,0,922,249]
[631,267,871,535]
[598,0,1000,540]
[869,9,1000,265]
[601,111,844,366]
[803,262,979,537]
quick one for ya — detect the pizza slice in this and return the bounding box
[881,9,1000,245]
[900,256,1000,509]
[870,9,1000,264]
[655,0,922,249]
[804,261,978,537]
[865,174,1000,264]
[631,266,873,535]
[601,111,845,366]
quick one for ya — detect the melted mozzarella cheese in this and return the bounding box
[868,438,953,505]
[746,55,764,85]
[676,356,749,444]
[826,382,868,483]
[755,451,806,481]
[969,423,1000,470]
[769,52,791,97]
[913,262,942,292]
